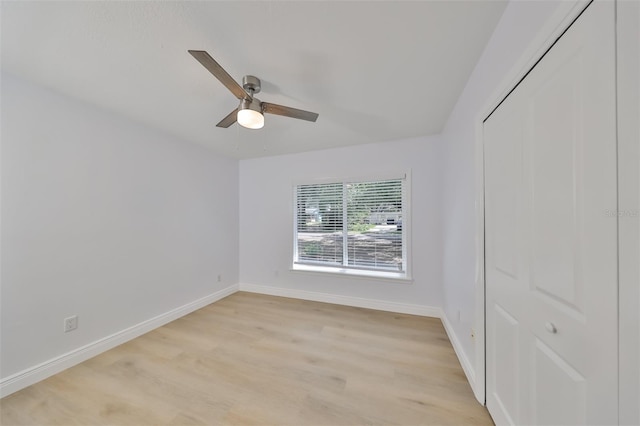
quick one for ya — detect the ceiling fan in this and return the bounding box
[188,50,319,130]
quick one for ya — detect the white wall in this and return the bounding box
[439,0,565,394]
[0,74,239,382]
[239,137,443,312]
[617,1,640,423]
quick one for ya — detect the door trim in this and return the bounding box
[472,0,591,405]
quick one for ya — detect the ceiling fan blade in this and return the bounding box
[262,102,319,122]
[216,108,238,128]
[188,50,250,100]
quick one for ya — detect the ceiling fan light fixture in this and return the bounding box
[237,98,264,129]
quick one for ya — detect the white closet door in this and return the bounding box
[484,2,617,425]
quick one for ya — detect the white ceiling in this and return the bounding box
[1,1,507,159]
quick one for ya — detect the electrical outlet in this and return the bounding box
[64,315,78,333]
[217,274,222,282]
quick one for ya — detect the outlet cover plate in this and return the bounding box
[64,315,78,333]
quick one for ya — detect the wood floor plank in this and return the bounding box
[1,292,492,425]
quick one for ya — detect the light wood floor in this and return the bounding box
[1,292,493,425]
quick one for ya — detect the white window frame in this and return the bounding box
[292,172,412,281]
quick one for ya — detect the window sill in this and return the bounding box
[291,264,413,283]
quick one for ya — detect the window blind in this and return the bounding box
[295,178,405,273]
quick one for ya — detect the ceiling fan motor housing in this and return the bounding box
[240,97,262,113]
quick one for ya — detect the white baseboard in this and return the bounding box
[238,283,441,318]
[0,284,239,398]
[440,311,481,403]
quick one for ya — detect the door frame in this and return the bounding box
[472,0,592,405]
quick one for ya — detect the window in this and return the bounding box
[294,176,408,277]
